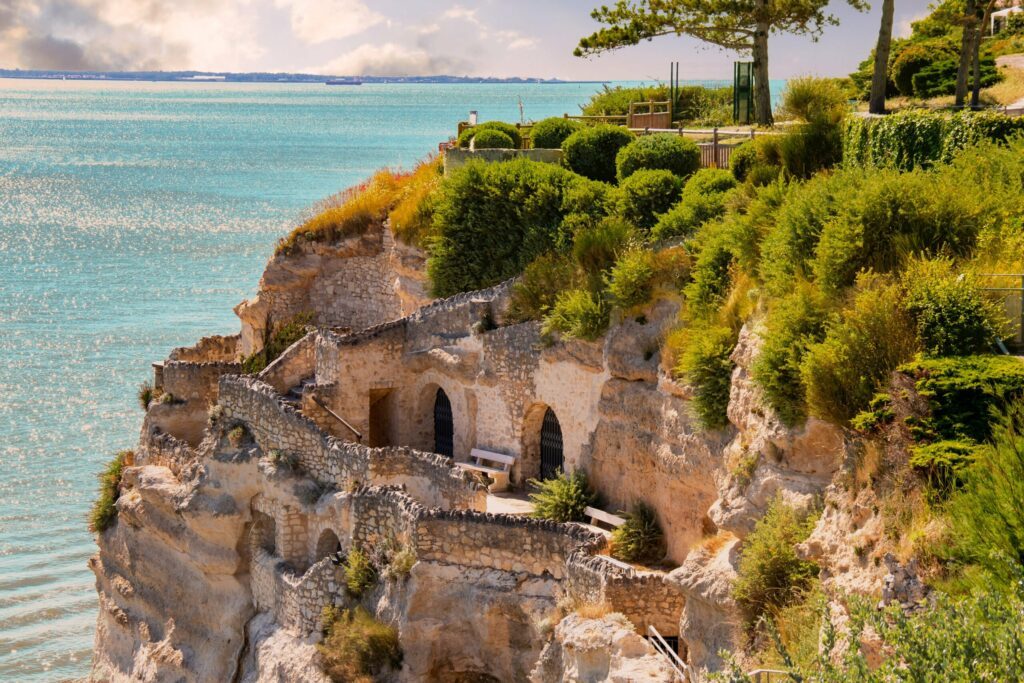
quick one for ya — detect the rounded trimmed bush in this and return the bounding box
[617,169,684,231]
[684,168,737,196]
[561,124,635,183]
[471,129,515,149]
[457,121,522,149]
[615,133,701,181]
[730,142,759,181]
[530,117,582,149]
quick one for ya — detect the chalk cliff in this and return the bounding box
[89,220,901,682]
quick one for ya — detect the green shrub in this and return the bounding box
[606,248,656,310]
[581,84,670,116]
[506,253,579,323]
[899,356,1024,445]
[753,286,830,427]
[344,547,377,597]
[778,121,843,179]
[651,169,738,242]
[730,142,759,182]
[744,580,1024,682]
[241,311,313,374]
[89,450,131,533]
[615,134,700,181]
[457,120,522,149]
[528,470,597,522]
[948,405,1024,588]
[471,128,515,149]
[902,259,1007,357]
[530,117,582,149]
[909,439,983,499]
[542,288,610,341]
[801,276,918,425]
[428,159,594,296]
[610,503,666,565]
[684,168,738,196]
[683,217,758,317]
[777,76,847,125]
[572,217,635,277]
[889,38,957,95]
[562,125,635,183]
[747,164,782,187]
[842,110,1024,171]
[559,176,615,243]
[616,169,683,231]
[388,157,444,247]
[319,606,402,682]
[137,381,155,410]
[227,425,247,447]
[675,323,738,429]
[732,496,819,629]
[911,54,1001,99]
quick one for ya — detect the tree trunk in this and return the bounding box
[955,0,978,106]
[752,20,773,126]
[869,0,896,114]
[972,1,996,107]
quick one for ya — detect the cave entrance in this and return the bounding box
[368,388,396,448]
[433,388,454,458]
[539,407,564,481]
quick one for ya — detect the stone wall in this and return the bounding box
[168,334,240,363]
[259,331,316,395]
[415,511,603,580]
[219,376,486,511]
[566,553,685,637]
[233,224,430,357]
[136,422,198,478]
[163,360,241,404]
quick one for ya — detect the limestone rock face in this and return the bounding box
[530,613,677,682]
[671,536,742,672]
[235,225,429,356]
[90,462,255,683]
[238,612,330,683]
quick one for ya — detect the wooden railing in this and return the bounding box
[747,669,791,683]
[629,100,673,129]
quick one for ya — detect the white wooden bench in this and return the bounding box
[585,506,626,531]
[457,448,516,492]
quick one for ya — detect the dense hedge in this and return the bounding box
[471,129,514,149]
[457,121,523,149]
[842,110,1024,170]
[617,169,683,231]
[561,125,635,183]
[428,159,604,296]
[530,117,582,149]
[615,133,700,181]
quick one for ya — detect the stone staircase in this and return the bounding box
[281,376,315,409]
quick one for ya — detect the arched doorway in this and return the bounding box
[433,388,454,458]
[315,529,341,560]
[540,407,563,480]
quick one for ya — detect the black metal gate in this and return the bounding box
[540,407,563,480]
[433,388,454,458]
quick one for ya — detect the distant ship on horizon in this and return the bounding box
[325,78,362,86]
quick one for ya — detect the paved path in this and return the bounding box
[997,54,1024,109]
[485,492,534,516]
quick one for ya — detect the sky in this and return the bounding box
[0,0,936,80]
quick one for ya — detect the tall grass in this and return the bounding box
[89,450,131,533]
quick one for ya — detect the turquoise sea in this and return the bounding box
[0,78,608,682]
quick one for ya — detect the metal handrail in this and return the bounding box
[310,395,363,442]
[647,625,691,682]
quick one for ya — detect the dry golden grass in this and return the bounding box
[388,156,443,246]
[983,62,1024,106]
[276,170,401,256]
[574,601,613,620]
[700,530,736,555]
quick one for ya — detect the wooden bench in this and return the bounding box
[585,506,626,531]
[457,448,516,492]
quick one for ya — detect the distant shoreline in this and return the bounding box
[0,69,614,85]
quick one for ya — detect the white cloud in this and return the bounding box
[495,30,536,50]
[274,0,384,44]
[443,5,479,24]
[315,41,465,76]
[896,12,928,39]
